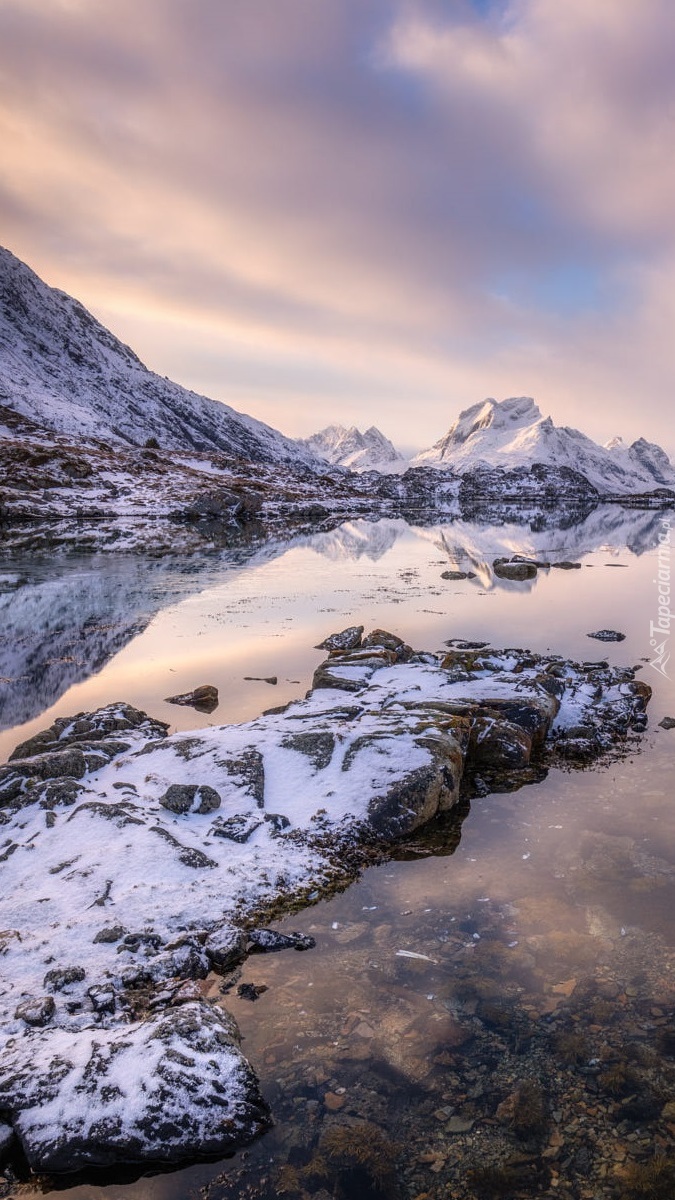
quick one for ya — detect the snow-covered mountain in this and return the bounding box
[0,247,315,467]
[604,435,675,487]
[302,424,408,473]
[412,397,675,496]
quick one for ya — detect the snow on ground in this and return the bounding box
[0,634,651,1170]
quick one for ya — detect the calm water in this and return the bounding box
[2,508,674,1199]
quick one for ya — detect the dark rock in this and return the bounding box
[67,801,144,828]
[164,685,219,713]
[493,560,537,581]
[216,748,265,808]
[441,569,472,580]
[263,812,291,834]
[587,630,626,642]
[659,716,675,730]
[312,648,396,691]
[210,813,264,843]
[149,827,217,870]
[14,996,55,1027]
[445,638,490,650]
[87,985,116,1015]
[367,722,466,840]
[4,748,88,784]
[247,929,316,953]
[37,778,85,808]
[237,983,268,1001]
[43,966,85,992]
[556,729,601,759]
[183,488,263,523]
[280,731,335,770]
[204,926,247,971]
[159,784,221,815]
[473,693,559,749]
[144,942,209,983]
[316,625,364,651]
[243,675,278,685]
[469,715,533,769]
[93,926,126,944]
[362,628,404,650]
[551,561,582,569]
[511,555,550,568]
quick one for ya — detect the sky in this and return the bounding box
[0,0,674,454]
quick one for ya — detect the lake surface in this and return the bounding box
[2,507,674,1199]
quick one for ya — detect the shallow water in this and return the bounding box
[2,508,674,1199]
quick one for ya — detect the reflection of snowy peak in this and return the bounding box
[307,518,405,561]
[413,397,675,496]
[0,247,314,466]
[302,425,408,474]
[412,506,669,567]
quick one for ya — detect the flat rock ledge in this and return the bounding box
[0,638,650,1174]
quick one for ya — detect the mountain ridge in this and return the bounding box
[1,248,673,499]
[300,423,408,473]
[0,246,315,468]
[411,396,675,495]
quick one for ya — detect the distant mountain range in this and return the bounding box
[300,424,408,473]
[301,398,675,496]
[1,247,673,499]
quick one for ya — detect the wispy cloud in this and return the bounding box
[0,0,673,449]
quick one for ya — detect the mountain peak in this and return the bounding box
[301,424,408,474]
[412,396,675,495]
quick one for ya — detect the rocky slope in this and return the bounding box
[0,631,650,1172]
[0,403,388,554]
[0,247,314,466]
[412,397,675,496]
[301,424,408,473]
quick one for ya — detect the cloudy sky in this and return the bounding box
[1,0,674,452]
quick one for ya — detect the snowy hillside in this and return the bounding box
[302,424,408,473]
[0,247,315,466]
[412,397,675,495]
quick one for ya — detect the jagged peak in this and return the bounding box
[411,395,675,495]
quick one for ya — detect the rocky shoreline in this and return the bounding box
[1,407,673,557]
[0,630,652,1175]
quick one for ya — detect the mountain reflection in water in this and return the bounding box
[0,506,668,760]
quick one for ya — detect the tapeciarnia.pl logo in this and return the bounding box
[649,516,672,679]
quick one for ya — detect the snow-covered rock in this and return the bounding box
[301,424,408,474]
[413,397,675,496]
[0,635,651,1170]
[0,247,315,466]
[0,1002,269,1172]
